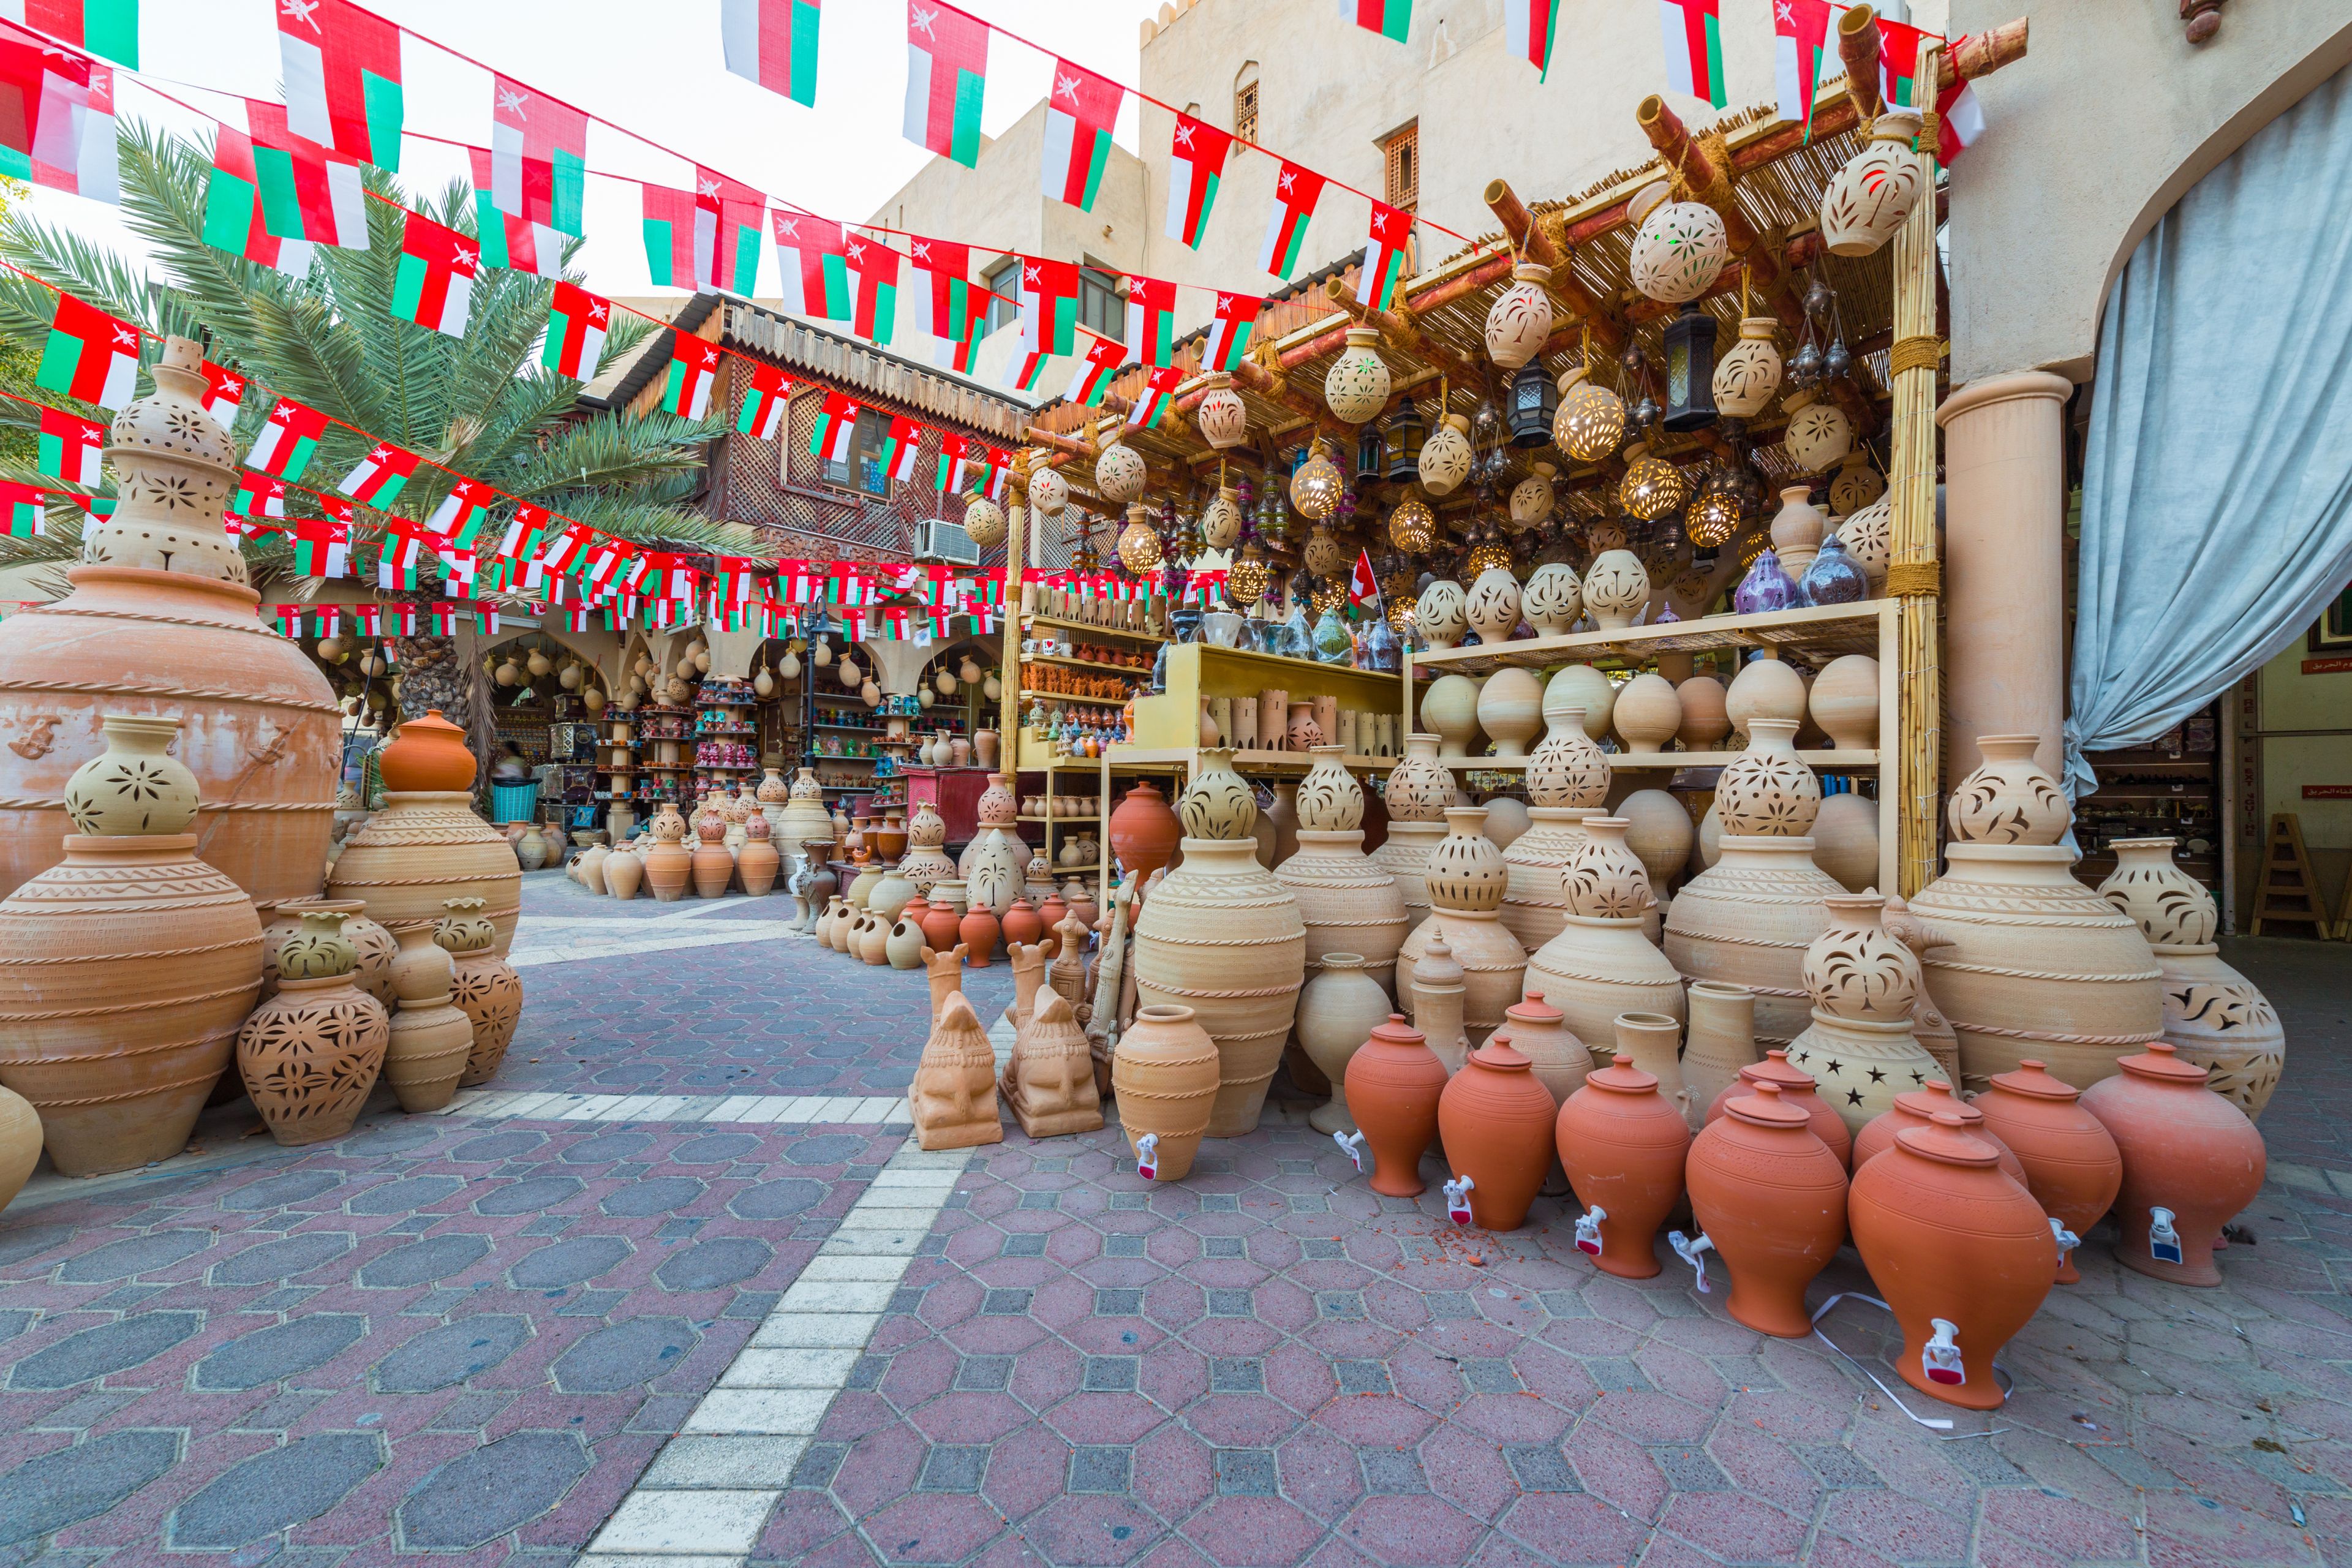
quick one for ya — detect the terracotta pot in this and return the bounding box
[1852,1080,2028,1189]
[1675,676,1732,749]
[2081,1043,2266,1287]
[1681,981,1758,1121]
[0,566,338,908]
[260,897,394,1005]
[1396,908,1525,1053]
[1264,780,1301,867]
[1501,991,1591,1107]
[1974,1060,2123,1284]
[690,836,734,900]
[383,924,473,1112]
[1665,835,1844,1049]
[1344,1014,1449,1197]
[1811,794,1880,894]
[972,729,1000,770]
[235,905,390,1147]
[1611,674,1681,755]
[912,990,1003,1151]
[1410,939,1471,1072]
[1297,954,1390,1133]
[0,834,262,1174]
[436,898,522,1088]
[381,710,477,792]
[1133,837,1306,1136]
[1947,734,2069,847]
[575,844,610,895]
[959,904,1000,967]
[1556,1054,1691,1278]
[1177,748,1257,842]
[1617,790,1692,896]
[1433,1037,1555,1232]
[1724,656,1805,739]
[1109,781,1180,884]
[919,895,962,952]
[1278,829,1409,998]
[1610,1012,1691,1127]
[857,911,891,965]
[1705,1049,1852,1167]
[1001,897,1044,950]
[1112,1005,1220,1180]
[330,791,524,954]
[0,1083,38,1210]
[1847,1114,2056,1409]
[604,846,643,900]
[1687,1082,1849,1335]
[1475,668,1544,760]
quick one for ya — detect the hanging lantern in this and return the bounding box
[1289,441,1346,519]
[918,687,936,709]
[1466,530,1513,576]
[839,654,863,688]
[1195,372,1248,449]
[1736,529,1770,569]
[1201,484,1242,550]
[1227,540,1272,605]
[494,657,520,687]
[1828,450,1885,514]
[1095,431,1148,503]
[1028,466,1068,517]
[1303,523,1347,580]
[1417,414,1474,497]
[963,496,1006,548]
[1484,260,1556,370]
[1660,304,1721,432]
[1780,389,1853,471]
[1552,366,1625,462]
[1685,463,1744,548]
[1380,402,1428,481]
[1117,502,1165,575]
[1506,360,1558,448]
[1618,440,1687,520]
[1389,493,1436,553]
[1509,462,1556,527]
[1712,317,1783,420]
[752,668,775,699]
[1626,179,1730,304]
[1820,110,1928,257]
[1324,327,1392,423]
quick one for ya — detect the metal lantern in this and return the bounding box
[1116,503,1164,575]
[1289,441,1346,520]
[1660,303,1720,432]
[1618,440,1687,520]
[1380,403,1428,481]
[1553,366,1626,462]
[1506,360,1557,448]
[1388,493,1436,553]
[1355,423,1384,480]
[1227,540,1272,605]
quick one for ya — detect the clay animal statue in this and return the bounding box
[1001,989,1105,1138]
[911,990,1003,1150]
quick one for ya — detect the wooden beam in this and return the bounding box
[1839,5,1885,123]
[1275,251,1518,373]
[1636,96,1806,331]
[1484,178,1558,268]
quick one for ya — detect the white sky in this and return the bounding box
[25,0,1163,294]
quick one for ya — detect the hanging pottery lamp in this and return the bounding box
[1029,465,1068,516]
[1381,402,1428,481]
[1117,502,1164,575]
[1714,318,1784,419]
[1626,179,1730,304]
[1618,439,1687,520]
[1553,350,1626,462]
[1389,493,1436,553]
[1303,522,1347,580]
[1290,440,1346,520]
[935,668,958,696]
[1780,389,1854,472]
[1196,372,1248,449]
[1324,327,1392,424]
[1201,480,1242,549]
[1828,450,1885,514]
[1820,110,1928,257]
[1096,429,1148,503]
[1417,413,1474,497]
[1660,304,1721,432]
[1685,462,1745,549]
[963,496,1006,548]
[1227,539,1272,605]
[1509,462,1556,527]
[1484,260,1555,370]
[1506,360,1558,448]
[1465,526,1513,576]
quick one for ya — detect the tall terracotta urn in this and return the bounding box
[1278,748,1408,997]
[1112,1005,1220,1180]
[0,338,337,907]
[638,804,693,902]
[1344,1014,1448,1197]
[2097,837,2284,1117]
[1438,1038,1558,1231]
[1394,807,1525,1050]
[2081,1043,2266,1287]
[604,843,643,900]
[690,810,733,899]
[900,800,957,894]
[1523,818,1684,1050]
[1785,894,1943,1135]
[1502,705,1610,949]
[1295,954,1391,1134]
[329,713,522,954]
[776,766,834,848]
[0,715,263,1174]
[1556,1055,1691,1279]
[1973,1060,2122,1284]
[383,924,473,1111]
[737,815,781,897]
[236,906,389,1147]
[1686,1082,1848,1336]
[1847,1114,2057,1409]
[1371,734,1453,930]
[437,897,522,1087]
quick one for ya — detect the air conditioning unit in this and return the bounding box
[913,518,981,566]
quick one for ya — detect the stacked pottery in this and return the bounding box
[899,801,957,895]
[1501,705,1610,951]
[1295,954,1391,1134]
[1784,894,1942,1136]
[965,777,1027,918]
[383,922,475,1112]
[1345,1015,1449,1197]
[1908,737,2163,1093]
[1706,1049,1853,1167]
[436,897,523,1087]
[2097,837,2283,1117]
[1277,748,1409,998]
[235,905,389,1147]
[330,713,522,953]
[2081,1043,2266,1287]
[776,767,834,848]
[1664,720,1842,1048]
[1371,734,1455,932]
[1438,1037,1558,1231]
[0,337,338,907]
[1523,817,1684,1050]
[1973,1060,2122,1285]
[259,897,395,1005]
[756,767,791,840]
[1394,807,1525,1050]
[1112,1005,1221,1180]
[1556,1055,1691,1279]
[0,715,263,1174]
[1134,750,1306,1136]
[1411,939,1472,1073]
[1685,1082,1848,1336]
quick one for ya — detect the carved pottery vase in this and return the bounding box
[1415,579,1468,649]
[436,897,522,1087]
[690,812,734,899]
[1847,1115,2056,1410]
[1820,110,1927,255]
[1627,181,1729,303]
[900,802,956,895]
[1785,894,1941,1134]
[1465,567,1523,645]
[1556,1055,1692,1279]
[1395,808,1524,1049]
[1438,1038,1558,1232]
[1297,953,1391,1133]
[1705,1049,1852,1167]
[913,991,1003,1151]
[1732,549,1800,616]
[1973,1060,2122,1284]
[1344,1014,1448,1197]
[1713,316,1784,418]
[1324,326,1392,422]
[2081,1043,2266,1287]
[1418,416,1474,499]
[1112,1005,1219,1180]
[1177,748,1257,843]
[1484,260,1556,369]
[1687,1082,1848,1336]
[1280,829,1409,998]
[383,924,473,1112]
[260,896,394,1004]
[331,791,524,952]
[1946,734,2068,846]
[777,767,833,847]
[1521,561,1582,633]
[236,907,388,1147]
[1582,550,1649,630]
[61,712,200,836]
[965,783,1025,918]
[1523,817,1684,1050]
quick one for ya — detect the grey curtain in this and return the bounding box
[2065,62,2352,797]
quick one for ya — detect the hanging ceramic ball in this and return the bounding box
[984,673,1002,700]
[1829,451,1885,514]
[779,650,803,680]
[1509,462,1557,527]
[1418,414,1474,497]
[1196,373,1247,449]
[316,635,347,663]
[1820,111,1928,257]
[861,680,881,706]
[1389,494,1436,552]
[1781,391,1853,472]
[628,673,649,695]
[812,638,833,667]
[582,687,606,714]
[1117,504,1165,574]
[495,657,520,687]
[676,656,697,679]
[964,497,1006,548]
[918,687,936,709]
[935,669,958,696]
[665,677,692,704]
[1290,443,1346,519]
[753,669,775,699]
[1028,466,1068,516]
[1484,261,1555,370]
[1201,486,1242,550]
[1096,434,1148,503]
[1553,366,1626,461]
[1303,524,1347,580]
[1713,318,1784,418]
[694,650,712,674]
[527,648,552,677]
[959,655,983,684]
[1324,327,1392,423]
[1626,179,1730,304]
[839,655,862,688]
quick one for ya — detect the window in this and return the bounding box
[982,256,1020,334]
[1234,63,1259,146]
[824,407,895,495]
[1383,124,1419,212]
[1079,265,1123,341]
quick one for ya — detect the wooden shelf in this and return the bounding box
[1448,748,1881,771]
[1408,600,1891,677]
[1023,650,1155,680]
[1025,613,1167,645]
[1108,745,1395,773]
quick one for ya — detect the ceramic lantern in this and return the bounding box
[1325,327,1393,423]
[1418,413,1474,497]
[963,497,1006,548]
[1200,486,1242,550]
[1095,433,1147,503]
[1415,579,1468,649]
[1780,390,1853,472]
[1464,567,1523,644]
[1484,261,1555,369]
[1509,462,1557,527]
[1196,372,1247,448]
[1581,550,1649,630]
[1820,111,1927,256]
[1553,365,1626,461]
[1712,317,1782,418]
[1520,561,1582,633]
[1829,451,1886,515]
[1028,466,1068,516]
[1627,179,1730,304]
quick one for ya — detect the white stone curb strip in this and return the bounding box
[426,1089,914,1126]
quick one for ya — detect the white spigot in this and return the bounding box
[1442,1174,1476,1226]
[1333,1129,1366,1174]
[1922,1317,1965,1386]
[2049,1216,2080,1270]
[1574,1206,1608,1257]
[2148,1205,2183,1265]
[1134,1132,1159,1181]
[1668,1230,1714,1293]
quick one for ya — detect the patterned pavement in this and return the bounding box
[0,872,2343,1566]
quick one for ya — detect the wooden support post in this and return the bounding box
[998,462,1030,769]
[1889,34,1943,896]
[1840,5,1886,123]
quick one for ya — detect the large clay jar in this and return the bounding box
[1850,1080,2028,1191]
[1417,579,1468,649]
[1345,1014,1448,1197]
[1280,749,1408,998]
[1134,832,1306,1137]
[1112,1005,1219,1180]
[1687,1082,1848,1336]
[331,790,524,954]
[1109,780,1180,885]
[900,801,956,894]
[382,924,473,1112]
[2081,1043,2266,1287]
[1611,674,1681,755]
[260,896,395,1005]
[1724,655,1806,739]
[0,1083,39,1210]
[737,816,781,897]
[1556,1055,1692,1279]
[1524,818,1684,1051]
[1296,953,1390,1133]
[1465,567,1523,646]
[1438,1038,1558,1231]
[1411,939,1471,1072]
[919,894,962,953]
[1506,706,1610,950]
[1476,668,1544,759]
[235,907,389,1147]
[1847,1114,2056,1409]
[436,897,522,1088]
[2097,837,2284,1117]
[777,767,834,848]
[1395,808,1525,1050]
[1786,893,1942,1135]
[690,812,734,899]
[1974,1060,2123,1284]
[1501,992,1591,1107]
[957,902,1000,967]
[1705,1049,1852,1168]
[604,845,643,901]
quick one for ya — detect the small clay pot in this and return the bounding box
[380,710,477,791]
[1344,1014,1448,1197]
[1556,1054,1692,1278]
[959,904,1001,967]
[1114,1005,1221,1181]
[1002,897,1045,949]
[1972,1060,2122,1285]
[2080,1042,2266,1287]
[1437,1036,1558,1231]
[920,897,962,952]
[1686,1082,1848,1336]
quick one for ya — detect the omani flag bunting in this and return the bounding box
[1260,160,1324,278]
[1063,334,1124,408]
[1019,255,1080,358]
[906,233,973,355]
[1358,202,1412,314]
[979,447,1011,502]
[1659,0,1726,110]
[1125,364,1182,431]
[1878,19,1931,108]
[738,364,791,439]
[1203,291,1261,374]
[289,517,349,578]
[771,210,850,318]
[467,146,561,279]
[492,503,551,562]
[376,525,424,589]
[723,0,820,108]
[237,100,371,252]
[243,396,330,480]
[1,480,42,537]
[1001,350,1049,394]
[489,73,586,235]
[391,209,479,337]
[642,167,763,294]
[844,233,899,346]
[932,429,973,492]
[1503,0,1558,78]
[1124,275,1178,367]
[541,282,610,380]
[877,415,922,484]
[200,116,312,276]
[424,477,494,545]
[230,470,286,520]
[1040,57,1121,213]
[338,440,421,506]
[1164,111,1231,250]
[0,0,139,66]
[277,0,404,170]
[903,0,987,169]
[36,406,104,483]
[537,519,598,576]
[808,390,859,464]
[1934,58,1988,165]
[0,24,118,202]
[197,360,246,426]
[1772,0,1834,129]
[665,336,723,420]
[1339,0,1411,43]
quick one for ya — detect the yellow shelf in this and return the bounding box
[1449,748,1882,771]
[1023,612,1167,645]
[1022,650,1155,680]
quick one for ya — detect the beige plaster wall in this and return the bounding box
[1947,0,2352,385]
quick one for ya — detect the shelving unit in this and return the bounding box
[2073,704,2223,895]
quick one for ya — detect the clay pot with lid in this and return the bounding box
[1438,1037,1558,1232]
[1112,1005,1220,1180]
[1852,1080,2028,1189]
[1344,1014,1448,1197]
[236,905,390,1147]
[1973,1061,2121,1285]
[437,896,523,1087]
[381,711,478,792]
[1556,1054,1692,1278]
[1705,1049,1851,1169]
[2081,1042,2266,1286]
[1847,1113,2057,1410]
[1686,1082,1849,1336]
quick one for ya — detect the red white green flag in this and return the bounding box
[809,390,859,462]
[244,396,328,480]
[201,118,312,276]
[392,209,478,337]
[289,516,349,578]
[1125,364,1182,431]
[1879,19,1930,108]
[376,524,424,589]
[1002,350,1049,394]
[665,335,723,419]
[907,234,974,358]
[0,1,138,66]
[1773,0,1833,128]
[844,233,899,345]
[338,439,420,506]
[1261,160,1324,278]
[537,519,597,575]
[541,282,610,379]
[435,545,477,594]
[981,447,1012,502]
[37,293,138,410]
[1041,57,1121,213]
[0,23,118,202]
[1358,201,1412,313]
[1019,255,1080,358]
[1165,112,1231,250]
[903,0,987,169]
[932,430,973,492]
[772,210,850,320]
[467,146,560,279]
[1339,0,1411,43]
[213,100,369,254]
[723,0,820,108]
[1504,0,1558,77]
[489,73,586,236]
[491,503,550,562]
[1935,62,1987,165]
[1,480,41,537]
[424,477,494,544]
[277,0,403,170]
[231,470,286,519]
[643,168,763,294]
[1063,334,1123,407]
[1204,291,1260,373]
[737,363,791,439]
[878,415,922,484]
[197,360,246,426]
[1123,274,1178,366]
[36,405,102,483]
[1659,0,1726,110]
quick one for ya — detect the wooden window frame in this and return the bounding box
[1382,122,1419,213]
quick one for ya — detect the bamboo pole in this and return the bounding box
[1889,35,1944,895]
[998,462,1031,781]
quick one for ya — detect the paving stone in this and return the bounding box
[1336,1360,1392,1395]
[1362,1449,1428,1494]
[1003,1232,1048,1257]
[0,1221,77,1266]
[396,1429,592,1548]
[167,1433,383,1547]
[58,1229,211,1281]
[552,1317,699,1392]
[210,1231,354,1284]
[194,1313,368,1390]
[348,1175,466,1215]
[1215,1449,1278,1496]
[1651,1446,1733,1492]
[1071,1447,1132,1493]
[790,1443,848,1489]
[450,1131,548,1162]
[508,1235,633,1289]
[1210,1358,1264,1393]
[1503,1445,1581,1493]
[0,1430,179,1547]
[729,1178,829,1219]
[1084,1356,1139,1391]
[1095,1288,1144,1316]
[357,1232,492,1287]
[785,1134,865,1165]
[216,1172,344,1210]
[956,1355,1013,1392]
[918,1445,989,1493]
[673,1133,762,1164]
[372,1315,537,1393]
[562,1131,655,1164]
[982,1289,1033,1314]
[656,1237,772,1291]
[9,1311,203,1389]
[474,1175,587,1215]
